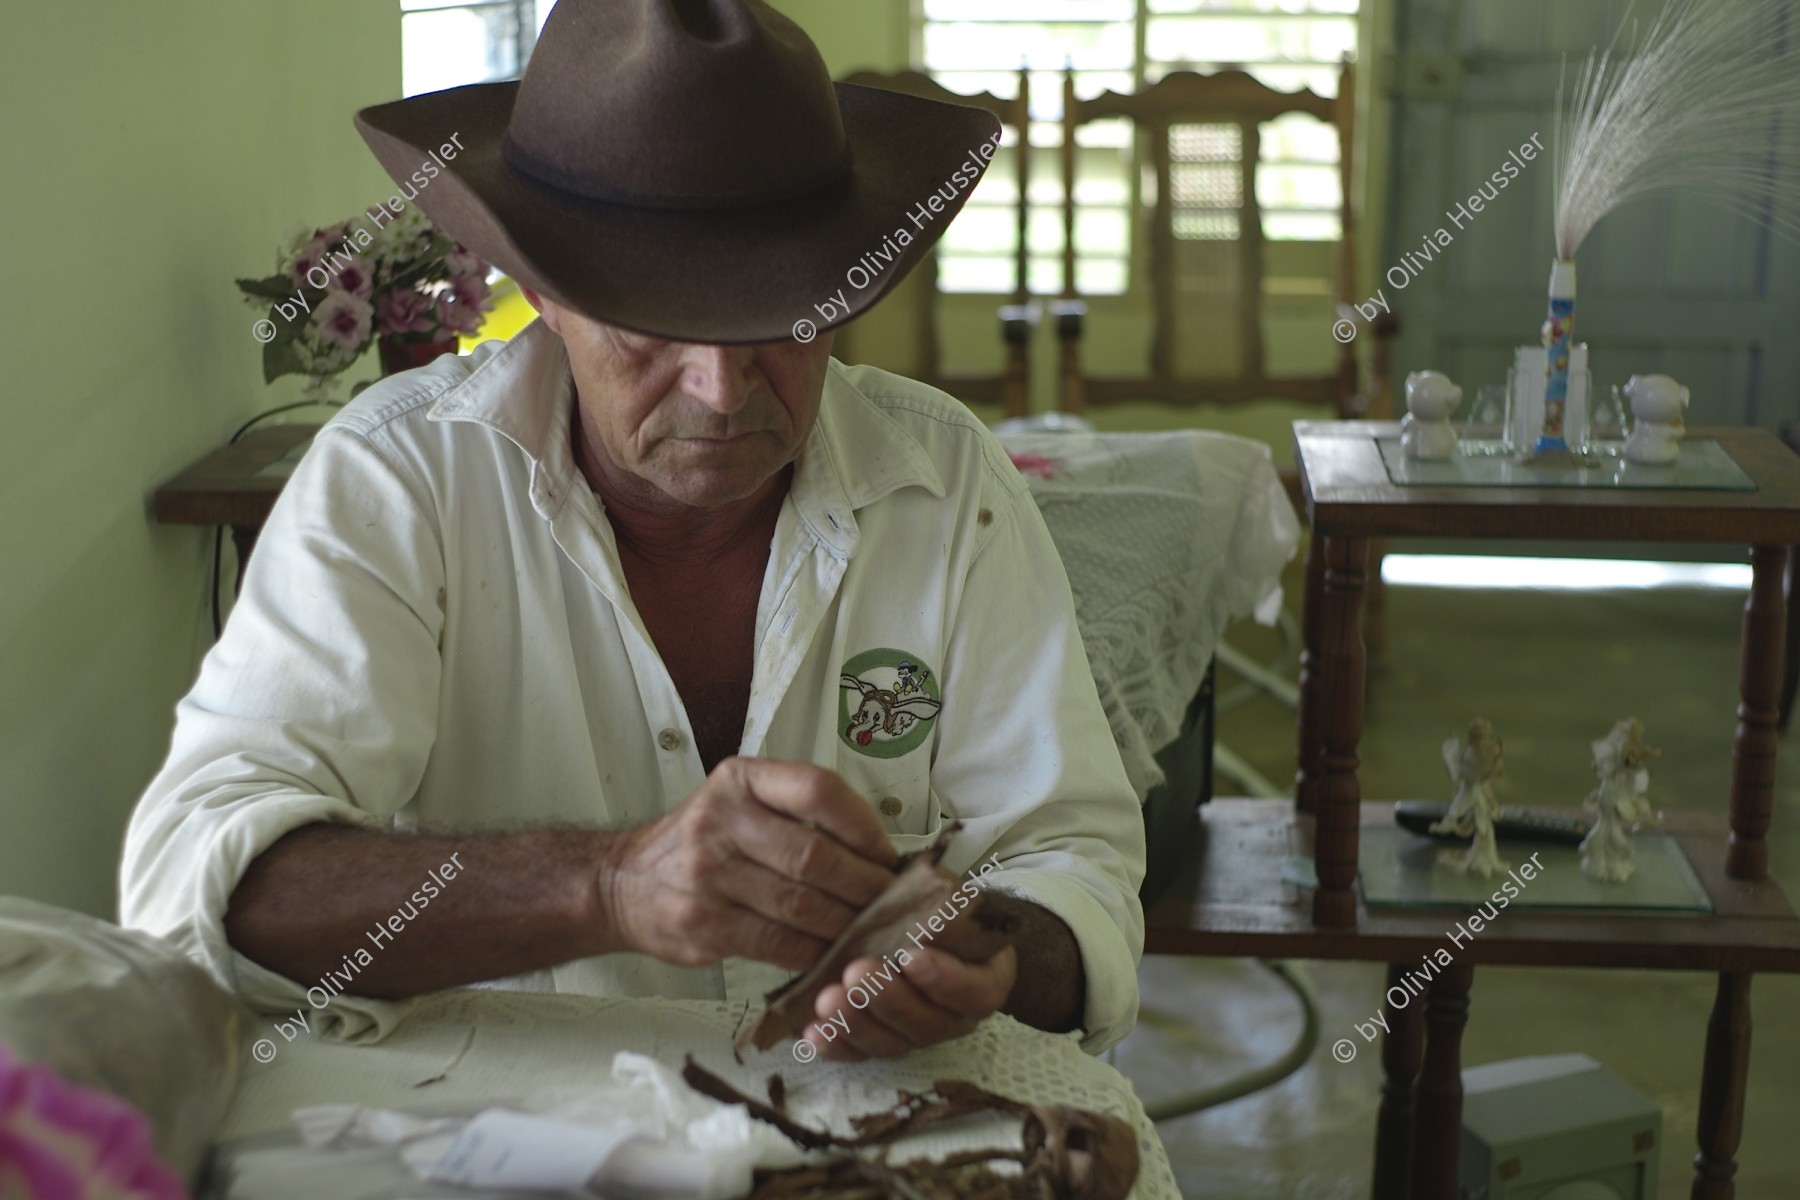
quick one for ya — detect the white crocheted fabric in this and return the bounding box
[998,429,1302,799]
[210,992,1178,1199]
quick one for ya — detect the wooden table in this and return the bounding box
[151,424,320,588]
[1146,423,1800,1200]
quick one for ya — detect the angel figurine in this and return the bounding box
[1431,718,1507,878]
[1579,718,1661,882]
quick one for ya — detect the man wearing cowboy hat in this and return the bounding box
[122,0,1145,1061]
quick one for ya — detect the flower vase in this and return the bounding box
[378,335,458,377]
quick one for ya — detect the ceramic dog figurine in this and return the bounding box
[1623,374,1689,465]
[1401,371,1462,461]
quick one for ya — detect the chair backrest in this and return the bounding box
[1057,61,1368,416]
[833,68,1034,417]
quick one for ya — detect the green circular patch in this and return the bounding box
[838,648,942,758]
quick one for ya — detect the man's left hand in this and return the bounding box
[800,945,1017,1060]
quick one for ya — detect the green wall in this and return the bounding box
[0,2,401,916]
[772,0,914,74]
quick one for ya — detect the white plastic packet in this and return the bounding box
[293,1051,808,1198]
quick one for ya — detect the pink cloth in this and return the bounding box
[0,1044,187,1200]
[1005,450,1060,478]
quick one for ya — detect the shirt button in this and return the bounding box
[879,796,903,817]
[658,729,683,752]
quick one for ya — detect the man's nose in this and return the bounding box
[682,344,755,414]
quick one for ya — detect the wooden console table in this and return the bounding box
[1145,422,1800,1200]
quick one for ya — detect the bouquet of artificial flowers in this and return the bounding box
[237,205,493,393]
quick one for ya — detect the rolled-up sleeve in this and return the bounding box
[929,478,1146,1053]
[119,423,446,1041]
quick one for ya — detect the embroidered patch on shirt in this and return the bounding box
[839,648,942,758]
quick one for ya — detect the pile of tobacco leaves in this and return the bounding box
[708,826,1140,1198]
[684,1059,1139,1200]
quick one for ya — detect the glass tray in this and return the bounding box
[1353,825,1712,914]
[1378,438,1755,491]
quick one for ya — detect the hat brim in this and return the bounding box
[355,82,1000,344]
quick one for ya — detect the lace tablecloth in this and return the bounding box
[207,992,1178,1199]
[998,429,1302,799]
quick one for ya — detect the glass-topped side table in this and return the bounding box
[1285,421,1800,1200]
[1294,423,1800,925]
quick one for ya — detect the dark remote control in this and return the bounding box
[1394,801,1589,846]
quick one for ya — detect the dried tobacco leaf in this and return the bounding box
[682,1057,1141,1200]
[735,826,1023,1055]
[1020,1105,1139,1200]
[747,1156,1018,1200]
[682,1057,844,1150]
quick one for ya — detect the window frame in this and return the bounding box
[918,0,1358,297]
[400,0,548,98]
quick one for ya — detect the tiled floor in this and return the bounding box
[1108,570,1800,1199]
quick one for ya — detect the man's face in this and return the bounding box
[531,293,835,513]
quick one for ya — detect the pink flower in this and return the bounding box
[312,291,375,352]
[444,244,485,279]
[290,236,335,287]
[451,272,491,310]
[330,257,375,299]
[0,1044,188,1199]
[375,288,437,337]
[435,290,486,337]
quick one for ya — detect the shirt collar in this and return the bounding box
[790,360,946,555]
[425,320,945,543]
[427,319,577,515]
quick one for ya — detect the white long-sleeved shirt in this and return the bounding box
[120,320,1146,1049]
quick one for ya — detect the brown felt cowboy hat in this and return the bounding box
[354,0,999,344]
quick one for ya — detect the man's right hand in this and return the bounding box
[595,757,899,972]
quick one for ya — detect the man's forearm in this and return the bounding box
[1000,900,1087,1034]
[227,822,1091,1033]
[224,823,618,998]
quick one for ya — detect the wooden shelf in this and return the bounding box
[152,423,320,530]
[1145,799,1800,974]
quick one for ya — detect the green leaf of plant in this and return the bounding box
[236,275,296,301]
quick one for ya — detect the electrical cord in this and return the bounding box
[1138,959,1322,1123]
[209,399,343,639]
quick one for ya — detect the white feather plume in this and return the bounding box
[1553,0,1800,261]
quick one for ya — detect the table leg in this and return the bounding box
[1313,535,1367,929]
[1727,546,1786,881]
[1692,971,1753,1200]
[1409,962,1474,1200]
[1296,529,1327,814]
[1365,536,1389,659]
[1780,543,1800,732]
[1372,962,1426,1200]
